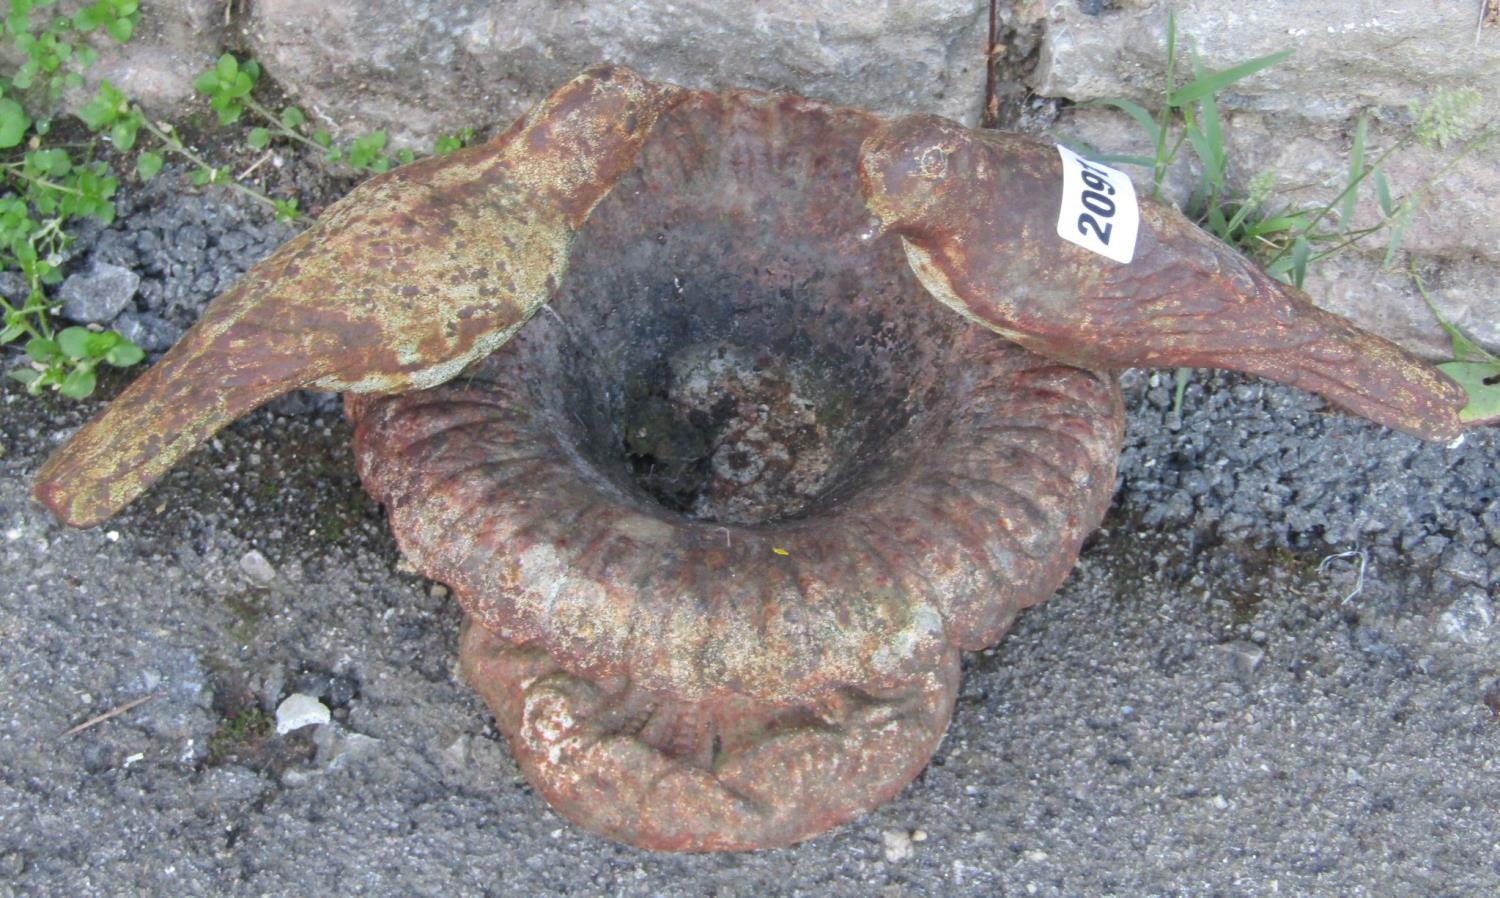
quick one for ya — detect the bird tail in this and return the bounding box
[1217,291,1467,443]
[31,322,310,528]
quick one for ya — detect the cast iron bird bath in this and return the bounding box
[31,66,1477,851]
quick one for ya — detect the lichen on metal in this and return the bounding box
[29,65,1484,852]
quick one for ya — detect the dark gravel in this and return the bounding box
[1,162,1496,897]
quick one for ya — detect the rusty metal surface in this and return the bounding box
[347,89,1124,850]
[859,114,1471,443]
[458,622,961,852]
[32,65,689,528]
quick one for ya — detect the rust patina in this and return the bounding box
[859,114,1474,442]
[32,65,690,528]
[30,66,1482,852]
[345,89,1123,849]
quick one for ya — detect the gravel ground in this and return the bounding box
[1,162,1497,897]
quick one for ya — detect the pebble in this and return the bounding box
[58,261,140,323]
[239,549,277,584]
[275,693,330,735]
[111,310,182,352]
[314,725,381,770]
[0,271,25,302]
[881,829,915,863]
[1219,640,1265,677]
[1438,589,1493,646]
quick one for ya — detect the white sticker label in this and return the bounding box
[1055,144,1139,264]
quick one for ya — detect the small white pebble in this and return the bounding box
[275,693,330,735]
[104,530,119,542]
[1212,794,1229,810]
[881,829,914,863]
[239,549,277,584]
[910,829,928,843]
[3,527,21,541]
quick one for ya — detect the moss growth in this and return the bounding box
[205,705,272,764]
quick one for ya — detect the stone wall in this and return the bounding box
[55,0,1500,358]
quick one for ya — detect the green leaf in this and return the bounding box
[56,326,95,359]
[110,117,138,151]
[1412,270,1487,362]
[192,69,220,94]
[59,365,96,398]
[1185,51,1226,194]
[215,53,238,82]
[1373,169,1393,216]
[1087,97,1162,145]
[136,150,163,181]
[1438,361,1500,423]
[312,129,332,148]
[1288,235,1311,289]
[1243,214,1309,236]
[29,146,72,176]
[1382,197,1417,267]
[1340,115,1366,233]
[104,16,132,42]
[8,367,42,388]
[25,336,59,363]
[280,105,305,128]
[247,127,270,149]
[1170,48,1293,107]
[73,6,102,30]
[0,98,29,148]
[103,336,143,367]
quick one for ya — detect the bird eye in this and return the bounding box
[917,146,950,180]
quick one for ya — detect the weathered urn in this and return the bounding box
[31,65,1479,852]
[345,83,1125,849]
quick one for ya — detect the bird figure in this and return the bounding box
[859,114,1474,443]
[33,65,689,528]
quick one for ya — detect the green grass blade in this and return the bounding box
[1188,50,1226,185]
[1170,48,1293,107]
[1373,169,1393,216]
[1088,98,1164,143]
[1413,268,1489,361]
[1382,197,1418,267]
[1244,214,1311,236]
[1340,115,1366,233]
[1289,235,1311,288]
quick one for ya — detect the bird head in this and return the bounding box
[517,65,691,229]
[857,114,976,244]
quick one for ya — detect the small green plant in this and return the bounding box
[1,0,143,397]
[193,52,415,175]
